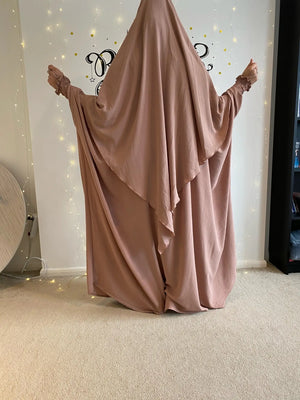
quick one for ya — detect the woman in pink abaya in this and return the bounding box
[47,0,257,314]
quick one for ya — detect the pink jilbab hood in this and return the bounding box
[48,0,252,313]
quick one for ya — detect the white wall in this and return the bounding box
[18,0,276,274]
[0,0,41,273]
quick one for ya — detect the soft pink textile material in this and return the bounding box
[56,0,251,313]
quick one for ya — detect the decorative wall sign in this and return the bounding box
[85,49,117,94]
[194,42,213,71]
[85,42,213,94]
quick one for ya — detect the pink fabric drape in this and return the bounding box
[56,0,251,313]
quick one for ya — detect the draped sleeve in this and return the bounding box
[54,69,251,253]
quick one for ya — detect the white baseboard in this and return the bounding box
[237,260,267,269]
[40,266,86,277]
[41,260,267,277]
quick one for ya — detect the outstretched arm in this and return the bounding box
[47,65,71,98]
[218,58,258,119]
[233,58,258,95]
[241,58,258,86]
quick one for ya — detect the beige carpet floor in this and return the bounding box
[0,265,300,400]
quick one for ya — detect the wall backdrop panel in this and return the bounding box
[19,0,275,273]
[0,0,41,273]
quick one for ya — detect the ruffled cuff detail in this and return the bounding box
[55,75,71,98]
[235,75,252,93]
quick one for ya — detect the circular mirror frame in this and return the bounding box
[0,164,26,273]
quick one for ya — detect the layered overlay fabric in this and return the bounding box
[50,0,252,313]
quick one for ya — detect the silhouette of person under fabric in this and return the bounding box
[47,0,258,314]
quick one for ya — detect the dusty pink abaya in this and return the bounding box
[52,0,252,313]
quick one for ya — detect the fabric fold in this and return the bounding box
[52,0,252,313]
[67,0,247,254]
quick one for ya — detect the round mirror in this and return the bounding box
[0,164,26,273]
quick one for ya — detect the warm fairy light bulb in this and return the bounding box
[233,37,237,43]
[47,10,52,15]
[61,54,65,59]
[59,8,63,12]
[232,6,236,11]
[213,25,218,31]
[70,160,76,166]
[21,40,25,48]
[59,136,65,141]
[116,16,124,24]
[68,144,76,153]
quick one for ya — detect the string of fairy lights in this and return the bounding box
[43,1,130,265]
[7,4,40,273]
[11,8,31,203]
